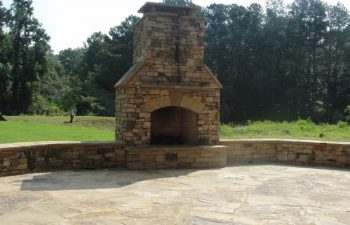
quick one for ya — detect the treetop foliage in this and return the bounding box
[0,0,349,124]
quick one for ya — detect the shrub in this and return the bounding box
[28,94,63,116]
[344,106,350,123]
[337,121,348,129]
[296,118,314,131]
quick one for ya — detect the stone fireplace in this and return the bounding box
[115,2,222,146]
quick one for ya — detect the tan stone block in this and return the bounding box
[3,159,10,167]
[169,91,182,106]
[125,107,135,113]
[87,155,102,160]
[277,153,288,161]
[190,162,204,168]
[160,89,169,96]
[142,100,159,112]
[16,164,27,170]
[296,154,310,163]
[142,123,150,130]
[157,96,171,108]
[200,152,215,158]
[18,158,27,164]
[105,153,116,158]
[196,157,215,163]
[209,125,217,131]
[202,125,209,131]
[139,154,155,161]
[139,113,149,118]
[180,96,205,113]
[206,97,214,102]
[296,149,312,154]
[150,89,160,95]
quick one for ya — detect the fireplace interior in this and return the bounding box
[151,107,197,145]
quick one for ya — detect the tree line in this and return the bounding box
[204,0,350,123]
[0,0,349,123]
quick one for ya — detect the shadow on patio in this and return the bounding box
[19,168,200,191]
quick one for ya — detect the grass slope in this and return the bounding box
[5,115,115,130]
[221,120,350,142]
[0,116,114,144]
[0,116,349,144]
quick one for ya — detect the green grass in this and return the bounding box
[0,116,114,144]
[0,116,349,144]
[221,119,350,142]
[5,115,115,130]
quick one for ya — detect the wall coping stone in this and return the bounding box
[127,145,229,151]
[0,141,125,152]
[1,139,350,151]
[221,139,350,145]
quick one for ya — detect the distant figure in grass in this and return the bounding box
[0,113,6,121]
[69,108,76,123]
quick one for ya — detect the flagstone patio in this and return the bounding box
[0,165,349,225]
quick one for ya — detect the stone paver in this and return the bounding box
[0,165,349,225]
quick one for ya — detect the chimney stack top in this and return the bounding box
[138,2,196,16]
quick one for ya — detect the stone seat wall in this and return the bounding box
[0,139,349,177]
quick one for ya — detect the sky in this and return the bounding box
[3,0,350,53]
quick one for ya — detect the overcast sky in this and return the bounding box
[3,0,350,53]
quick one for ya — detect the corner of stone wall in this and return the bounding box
[0,142,127,177]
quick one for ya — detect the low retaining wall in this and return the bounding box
[0,142,126,176]
[0,139,349,176]
[222,139,350,167]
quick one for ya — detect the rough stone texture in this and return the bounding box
[1,139,350,176]
[0,165,349,225]
[0,142,227,176]
[0,142,126,176]
[115,3,222,145]
[126,145,227,170]
[223,139,350,167]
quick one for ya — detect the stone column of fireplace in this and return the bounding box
[115,2,222,145]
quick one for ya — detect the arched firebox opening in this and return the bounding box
[151,106,197,145]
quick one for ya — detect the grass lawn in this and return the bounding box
[0,116,115,144]
[221,120,350,142]
[0,116,349,144]
[5,115,115,130]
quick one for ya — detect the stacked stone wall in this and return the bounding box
[223,140,350,167]
[0,142,126,176]
[0,142,226,176]
[133,18,147,64]
[1,140,350,176]
[126,145,227,169]
[131,14,213,87]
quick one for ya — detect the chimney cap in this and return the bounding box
[138,2,196,15]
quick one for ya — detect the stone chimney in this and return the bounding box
[115,2,222,145]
